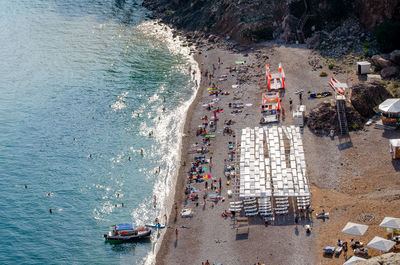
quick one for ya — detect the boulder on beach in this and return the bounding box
[351,81,391,117]
[381,66,400,79]
[390,50,400,65]
[307,100,364,136]
[372,54,393,69]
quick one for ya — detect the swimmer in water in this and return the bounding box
[89,154,92,158]
[128,157,131,161]
[140,149,144,156]
[73,137,76,141]
[153,195,157,208]
[24,185,28,189]
[49,208,52,214]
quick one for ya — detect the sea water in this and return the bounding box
[0,1,199,264]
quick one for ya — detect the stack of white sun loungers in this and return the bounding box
[244,198,258,216]
[274,197,289,215]
[238,125,310,216]
[229,200,243,212]
[258,197,273,216]
[239,127,272,199]
[296,196,311,210]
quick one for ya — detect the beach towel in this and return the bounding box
[205,135,216,138]
[202,174,211,179]
[235,61,245,65]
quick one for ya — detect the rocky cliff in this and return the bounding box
[356,0,400,29]
[142,0,400,46]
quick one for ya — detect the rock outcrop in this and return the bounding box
[351,82,391,117]
[307,100,364,136]
[355,0,400,29]
[391,50,400,65]
[381,66,400,78]
[358,252,400,265]
[372,54,393,69]
[142,0,400,53]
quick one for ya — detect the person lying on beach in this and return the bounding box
[221,210,232,217]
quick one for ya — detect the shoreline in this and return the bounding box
[137,21,203,265]
[152,49,206,264]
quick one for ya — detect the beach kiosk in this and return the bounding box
[266,63,285,91]
[389,139,400,159]
[260,92,280,124]
[379,98,400,127]
[357,61,371,75]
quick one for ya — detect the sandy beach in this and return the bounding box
[155,39,400,265]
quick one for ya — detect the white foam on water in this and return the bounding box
[111,91,128,111]
[135,20,201,265]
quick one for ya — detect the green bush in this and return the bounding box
[320,71,328,77]
[165,10,174,16]
[373,22,400,52]
[363,47,369,57]
[352,123,360,130]
[359,55,365,59]
[328,63,334,70]
[393,81,399,88]
[362,42,370,49]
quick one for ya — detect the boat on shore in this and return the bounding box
[104,223,151,243]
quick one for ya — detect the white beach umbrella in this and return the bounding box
[342,222,369,236]
[343,256,366,265]
[379,98,400,113]
[379,217,400,229]
[380,217,400,237]
[367,236,396,252]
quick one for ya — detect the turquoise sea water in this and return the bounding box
[0,1,197,264]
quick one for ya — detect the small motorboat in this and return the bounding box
[104,223,151,242]
[145,223,166,229]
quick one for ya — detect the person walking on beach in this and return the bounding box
[174,202,178,216]
[203,193,206,206]
[289,98,293,111]
[205,181,208,190]
[175,228,178,241]
[294,215,299,228]
[219,177,222,190]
